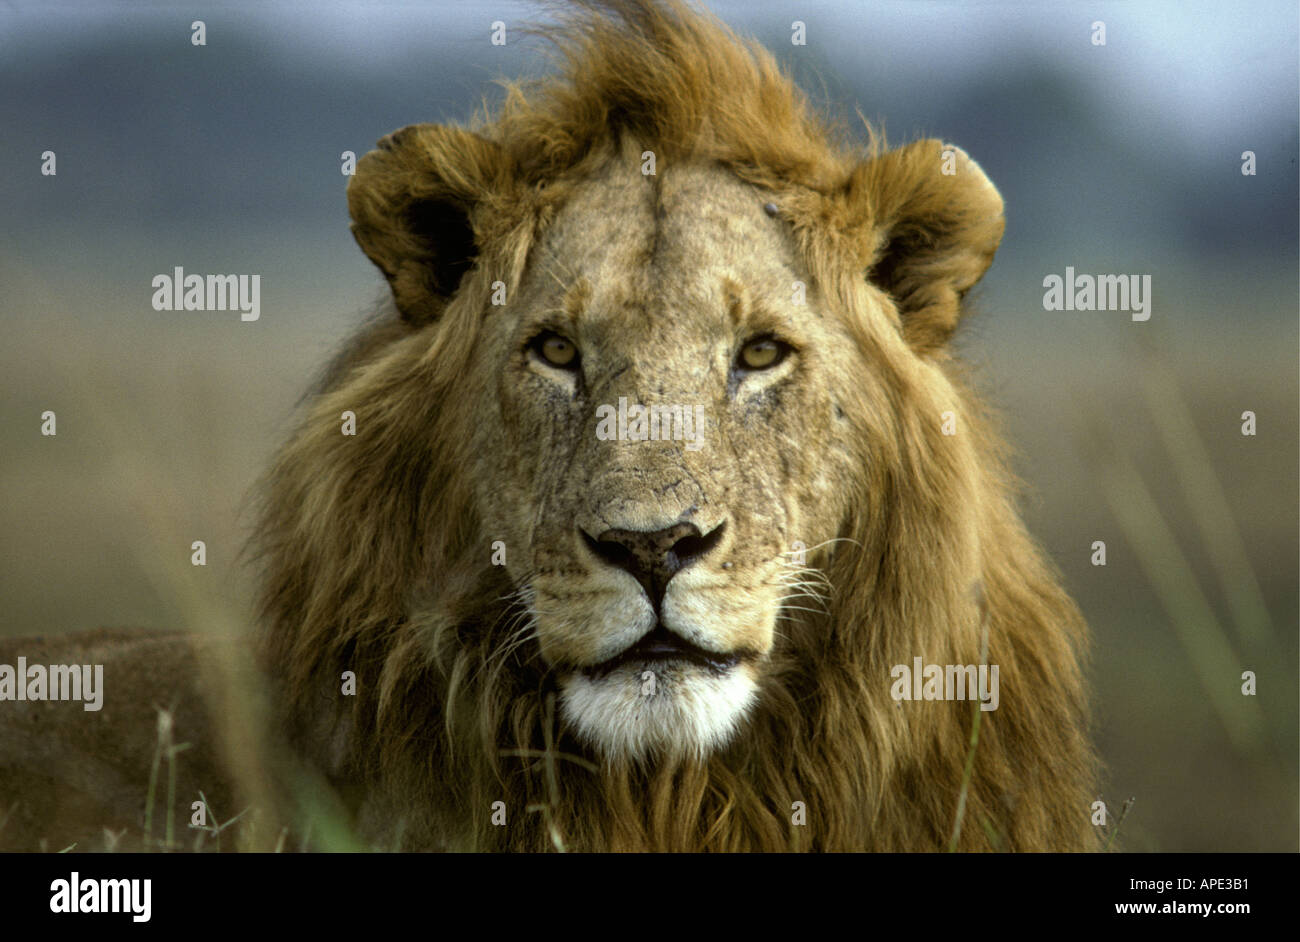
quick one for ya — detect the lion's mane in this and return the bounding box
[254,0,1097,852]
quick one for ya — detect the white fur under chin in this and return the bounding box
[560,663,757,763]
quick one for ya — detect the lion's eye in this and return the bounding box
[738,336,789,371]
[531,331,580,369]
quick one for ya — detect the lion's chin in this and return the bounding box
[559,661,757,764]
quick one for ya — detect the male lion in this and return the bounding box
[0,0,1097,852]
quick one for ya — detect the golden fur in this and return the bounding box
[249,0,1098,852]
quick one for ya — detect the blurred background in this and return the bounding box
[1,0,1295,851]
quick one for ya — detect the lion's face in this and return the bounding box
[349,109,1003,768]
[471,151,862,761]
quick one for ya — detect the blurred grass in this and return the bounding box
[1076,331,1296,851]
[1,282,1295,850]
[0,303,367,852]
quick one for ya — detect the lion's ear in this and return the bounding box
[851,139,1005,355]
[347,124,511,324]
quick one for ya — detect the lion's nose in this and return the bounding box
[582,521,726,609]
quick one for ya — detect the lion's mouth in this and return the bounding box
[582,624,741,678]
